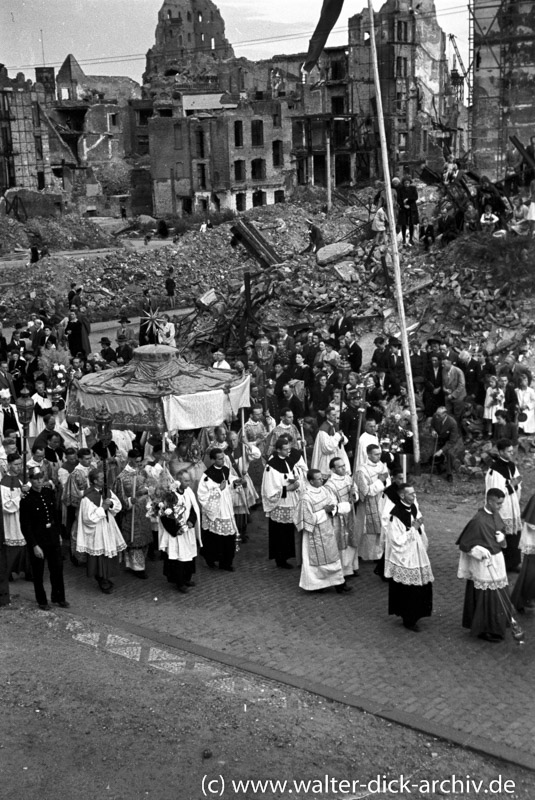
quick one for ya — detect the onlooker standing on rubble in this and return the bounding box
[398,177,419,247]
[165,268,176,309]
[371,205,388,246]
[301,220,325,254]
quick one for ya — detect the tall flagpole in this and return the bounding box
[367,0,420,466]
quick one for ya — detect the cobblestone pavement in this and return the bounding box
[13,487,535,770]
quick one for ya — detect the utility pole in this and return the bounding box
[40,29,46,66]
[367,0,420,466]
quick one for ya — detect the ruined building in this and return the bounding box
[471,0,535,180]
[38,55,143,215]
[1,0,465,218]
[143,0,464,215]
[0,67,53,196]
[143,0,234,99]
[348,0,462,175]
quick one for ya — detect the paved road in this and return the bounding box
[13,482,535,772]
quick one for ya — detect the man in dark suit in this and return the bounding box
[116,335,134,365]
[423,355,444,419]
[371,337,389,371]
[385,338,404,395]
[280,383,305,420]
[409,341,427,389]
[345,331,362,373]
[329,311,354,340]
[458,350,483,401]
[34,325,57,352]
[431,406,463,483]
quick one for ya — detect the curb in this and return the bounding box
[63,605,535,774]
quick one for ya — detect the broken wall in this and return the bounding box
[472,0,535,180]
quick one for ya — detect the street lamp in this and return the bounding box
[255,335,273,413]
[16,384,35,482]
[95,405,113,497]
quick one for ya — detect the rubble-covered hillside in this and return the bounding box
[0,187,534,357]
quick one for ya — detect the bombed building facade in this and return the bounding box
[144,0,465,215]
[0,67,53,196]
[2,0,475,218]
[470,0,535,181]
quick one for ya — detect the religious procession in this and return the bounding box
[0,298,532,650]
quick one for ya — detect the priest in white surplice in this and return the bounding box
[76,468,125,594]
[197,448,240,572]
[355,418,380,468]
[294,469,352,594]
[311,406,349,480]
[355,443,390,562]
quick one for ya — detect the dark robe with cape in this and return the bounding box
[456,508,508,639]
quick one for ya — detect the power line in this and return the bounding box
[6,4,469,72]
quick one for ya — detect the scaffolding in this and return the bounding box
[469,0,535,179]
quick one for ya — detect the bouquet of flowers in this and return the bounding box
[38,348,72,395]
[146,485,188,537]
[378,398,413,453]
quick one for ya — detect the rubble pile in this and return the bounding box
[0,184,534,357]
[0,213,114,254]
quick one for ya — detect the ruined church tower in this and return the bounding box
[143,0,235,84]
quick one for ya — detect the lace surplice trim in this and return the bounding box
[385,561,434,585]
[270,507,295,524]
[472,578,509,591]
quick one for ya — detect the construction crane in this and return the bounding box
[448,34,471,102]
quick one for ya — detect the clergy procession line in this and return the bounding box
[1,308,534,646]
[2,393,532,646]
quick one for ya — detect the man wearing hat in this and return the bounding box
[116,317,135,345]
[20,466,69,610]
[100,338,117,365]
[116,335,134,365]
[371,337,389,371]
[427,338,441,359]
[386,337,404,393]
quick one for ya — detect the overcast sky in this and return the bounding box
[1,0,469,82]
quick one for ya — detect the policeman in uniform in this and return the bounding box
[20,466,69,610]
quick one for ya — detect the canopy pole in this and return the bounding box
[367,0,420,466]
